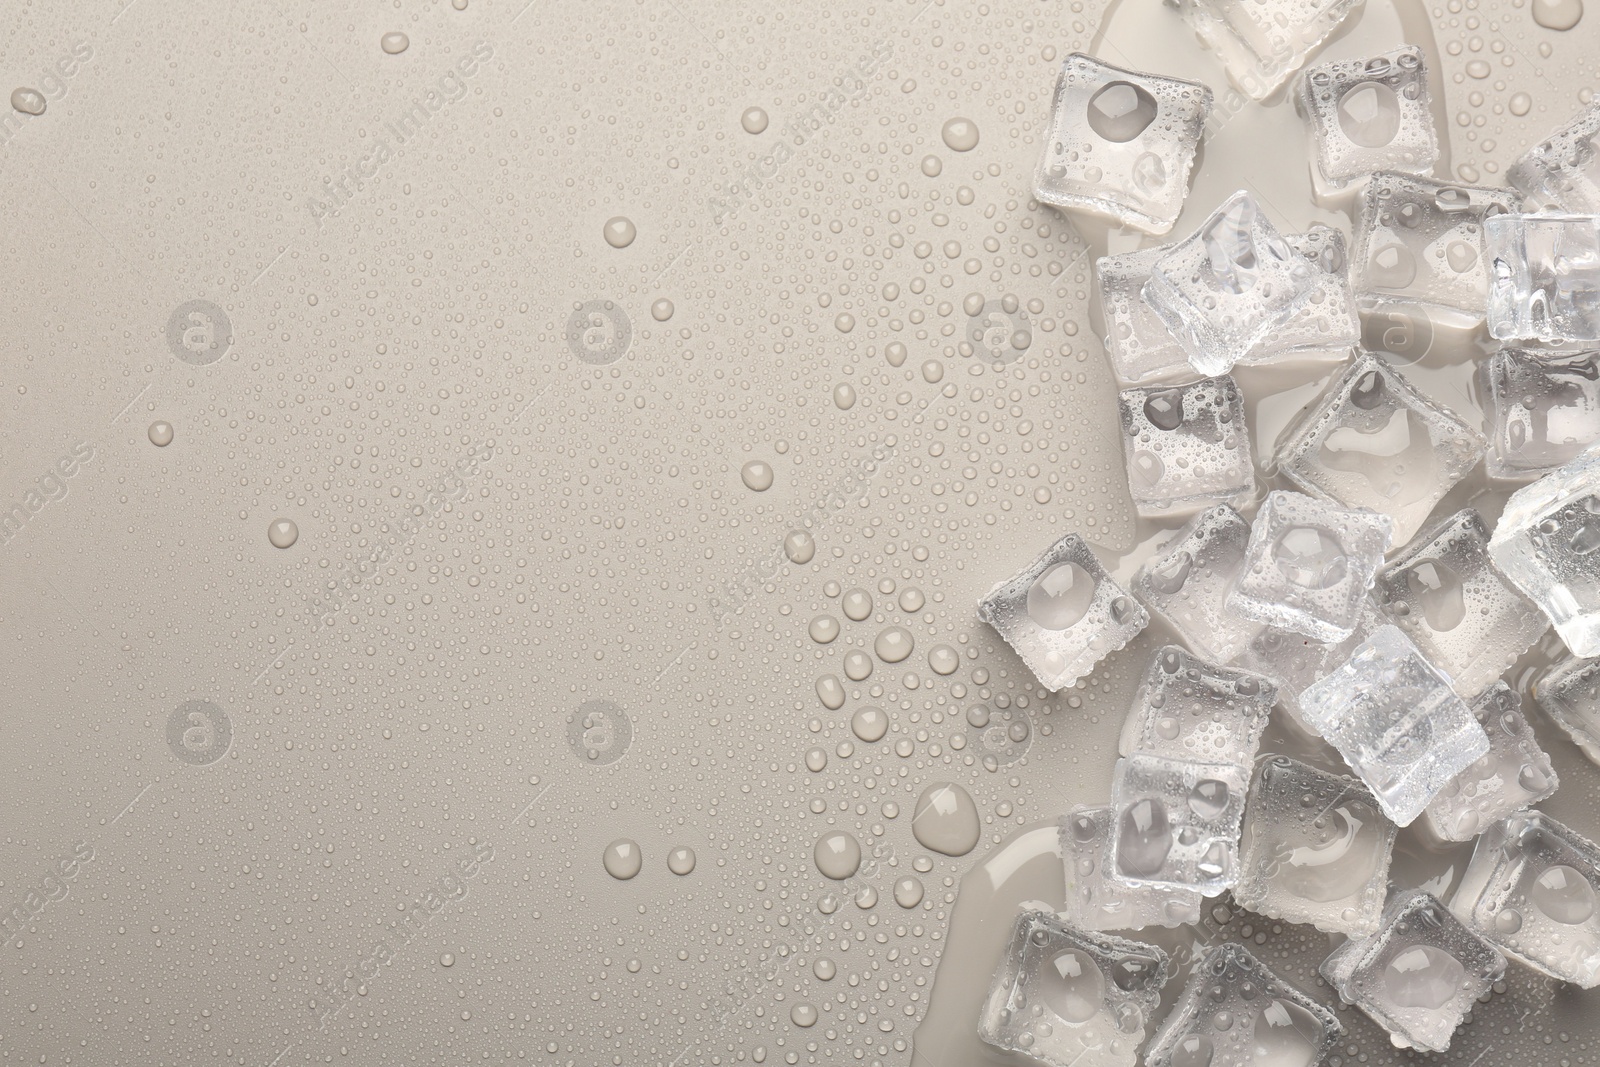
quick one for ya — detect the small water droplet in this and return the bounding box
[667,846,696,875]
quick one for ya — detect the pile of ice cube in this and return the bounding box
[977,14,1600,1067]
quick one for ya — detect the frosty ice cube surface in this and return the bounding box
[977,909,1170,1067]
[1488,445,1600,657]
[1035,54,1213,235]
[1108,752,1248,895]
[1177,0,1363,102]
[1227,490,1394,644]
[1144,192,1319,377]
[1422,682,1558,842]
[1061,807,1204,932]
[978,534,1149,691]
[1321,890,1505,1053]
[1273,352,1485,547]
[1234,755,1397,936]
[1488,213,1600,344]
[1096,244,1193,385]
[1144,942,1343,1067]
[1509,101,1600,212]
[1480,347,1600,480]
[1239,226,1362,364]
[1535,653,1600,767]
[1297,47,1439,188]
[1450,810,1600,987]
[1298,625,1490,826]
[1353,172,1518,316]
[1373,509,1549,697]
[1117,646,1275,766]
[1131,505,1262,664]
[1118,376,1254,514]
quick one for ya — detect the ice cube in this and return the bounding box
[977,908,1170,1067]
[1176,0,1363,102]
[1132,505,1262,663]
[1509,101,1600,213]
[1238,226,1362,364]
[1488,445,1600,657]
[978,534,1150,691]
[1297,47,1439,188]
[1144,191,1319,376]
[1272,352,1486,547]
[1422,682,1558,843]
[1144,943,1343,1067]
[1449,810,1600,987]
[1227,490,1394,644]
[1096,244,1194,385]
[1107,752,1248,895]
[1117,646,1275,766]
[1035,54,1213,235]
[1534,652,1600,767]
[1352,172,1519,316]
[1230,595,1383,732]
[1372,509,1549,696]
[1321,890,1505,1053]
[1118,376,1254,514]
[1060,807,1204,932]
[1481,346,1600,481]
[1488,213,1600,344]
[1298,625,1490,826]
[1234,755,1397,936]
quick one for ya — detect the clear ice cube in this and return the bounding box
[1118,376,1254,514]
[1132,505,1263,664]
[1097,243,1193,385]
[1352,172,1519,316]
[1450,810,1600,988]
[1422,682,1558,843]
[1035,54,1213,235]
[1488,445,1600,657]
[1481,345,1600,480]
[1117,646,1275,766]
[1240,226,1363,366]
[978,534,1150,691]
[1509,101,1600,213]
[1230,595,1383,732]
[1298,624,1490,826]
[1107,752,1248,895]
[978,908,1171,1067]
[1297,47,1439,187]
[1176,0,1363,102]
[1534,652,1600,768]
[1235,755,1397,936]
[1143,943,1343,1067]
[1144,191,1319,377]
[1488,213,1600,344]
[1321,890,1505,1053]
[1272,352,1486,547]
[1227,490,1394,644]
[1061,807,1204,932]
[1373,509,1549,697]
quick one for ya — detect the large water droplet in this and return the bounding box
[379,31,410,54]
[1405,560,1466,631]
[1533,0,1584,30]
[875,626,914,663]
[1188,779,1231,819]
[1086,81,1158,143]
[814,831,862,879]
[1271,526,1347,589]
[1276,804,1386,903]
[741,460,774,491]
[941,117,979,151]
[1383,945,1465,1009]
[1337,82,1401,147]
[912,783,981,856]
[9,87,46,115]
[1027,562,1097,630]
[1368,243,1417,288]
[268,518,299,549]
[1144,389,1186,431]
[1042,948,1105,1024]
[1116,799,1172,877]
[603,216,637,248]
[1170,1034,1215,1067]
[1250,999,1322,1067]
[603,838,643,879]
[1532,864,1597,924]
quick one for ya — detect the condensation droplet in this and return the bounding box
[784,530,816,564]
[921,154,943,177]
[941,117,980,151]
[10,88,46,115]
[148,421,174,447]
[602,838,642,880]
[1533,0,1583,29]
[379,31,410,54]
[833,382,857,409]
[603,216,637,248]
[651,298,675,321]
[667,846,696,875]
[741,460,774,491]
[268,518,299,549]
[741,106,769,134]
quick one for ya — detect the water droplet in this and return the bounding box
[893,876,924,908]
[843,588,873,621]
[650,298,674,321]
[1170,1034,1214,1067]
[1337,82,1402,147]
[790,1003,818,1027]
[1445,239,1479,273]
[1511,92,1534,116]
[816,675,845,710]
[741,460,774,491]
[268,518,299,549]
[1533,0,1584,29]
[602,838,642,880]
[928,644,960,675]
[813,958,837,980]
[809,615,840,644]
[1027,562,1097,630]
[1532,864,1596,924]
[667,846,696,875]
[440,953,455,967]
[874,626,914,663]
[1086,81,1157,143]
[941,117,979,151]
[1368,243,1417,288]
[1117,799,1172,877]
[379,31,410,54]
[603,216,636,248]
[9,88,46,115]
[1405,560,1466,631]
[833,382,857,409]
[148,421,174,447]
[851,706,888,742]
[740,106,768,134]
[1250,999,1322,1066]
[784,530,815,564]
[1041,947,1106,1023]
[813,831,862,879]
[1271,526,1348,589]
[921,154,943,177]
[911,783,980,856]
[1143,390,1186,431]
[1383,945,1464,1009]
[1188,779,1230,819]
